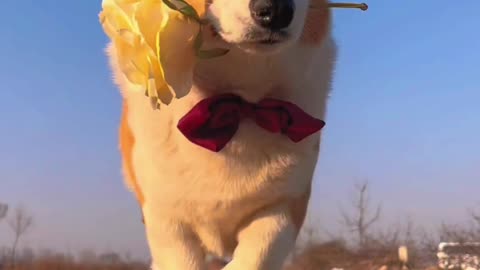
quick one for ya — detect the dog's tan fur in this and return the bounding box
[108,0,336,269]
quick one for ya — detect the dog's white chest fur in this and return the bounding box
[112,33,336,268]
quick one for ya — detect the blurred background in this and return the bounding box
[0,0,479,269]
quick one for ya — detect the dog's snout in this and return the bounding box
[249,0,294,30]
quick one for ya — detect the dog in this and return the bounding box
[105,0,336,268]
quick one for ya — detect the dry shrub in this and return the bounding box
[286,240,355,270]
[2,251,148,270]
[286,238,412,270]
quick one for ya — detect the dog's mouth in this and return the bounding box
[248,32,289,45]
[258,39,281,44]
[207,23,290,53]
[240,29,289,45]
[238,31,290,53]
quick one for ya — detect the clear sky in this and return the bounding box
[0,0,479,260]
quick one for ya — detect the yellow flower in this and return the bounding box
[99,0,200,108]
[99,0,365,108]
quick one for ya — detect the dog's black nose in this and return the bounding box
[249,0,294,30]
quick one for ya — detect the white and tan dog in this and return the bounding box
[106,0,336,268]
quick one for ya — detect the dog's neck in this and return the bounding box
[191,44,306,103]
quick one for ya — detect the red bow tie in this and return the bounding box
[177,94,325,152]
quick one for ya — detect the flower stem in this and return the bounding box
[328,2,368,11]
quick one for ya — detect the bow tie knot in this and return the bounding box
[208,97,255,128]
[177,94,325,152]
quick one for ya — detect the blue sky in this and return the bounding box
[0,0,479,259]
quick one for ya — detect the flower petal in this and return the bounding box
[135,0,170,52]
[159,14,198,98]
[114,37,148,85]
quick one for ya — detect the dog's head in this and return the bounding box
[206,0,330,54]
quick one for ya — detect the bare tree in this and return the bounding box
[474,213,480,225]
[7,205,33,266]
[470,208,480,227]
[0,203,8,221]
[468,207,480,240]
[78,249,98,264]
[340,181,382,248]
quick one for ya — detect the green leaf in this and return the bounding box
[198,18,209,25]
[158,0,230,67]
[162,0,180,11]
[179,6,201,22]
[193,29,203,51]
[196,48,230,59]
[173,0,191,6]
[162,0,201,22]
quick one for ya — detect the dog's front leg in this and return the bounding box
[145,217,206,270]
[224,204,297,270]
